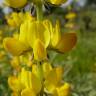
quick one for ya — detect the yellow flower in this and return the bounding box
[65,12,77,20]
[53,83,71,96]
[56,83,71,96]
[5,0,27,8]
[8,76,23,92]
[44,66,63,92]
[27,21,50,48]
[3,19,76,59]
[44,20,77,53]
[42,62,70,96]
[8,62,70,96]
[20,68,42,94]
[6,12,22,27]
[43,20,61,47]
[3,20,50,60]
[6,12,34,27]
[48,0,67,5]
[64,22,75,29]
[8,68,42,96]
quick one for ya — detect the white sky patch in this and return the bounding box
[61,0,73,8]
[0,0,4,7]
[3,7,12,14]
[77,0,87,7]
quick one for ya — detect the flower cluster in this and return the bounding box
[8,62,71,96]
[3,0,77,96]
[5,12,34,28]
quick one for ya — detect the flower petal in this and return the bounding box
[33,39,47,61]
[51,20,61,47]
[8,76,22,92]
[49,0,67,5]
[57,83,71,96]
[27,21,50,48]
[21,88,36,96]
[55,32,77,53]
[19,21,29,47]
[42,62,52,78]
[5,0,27,8]
[31,73,42,94]
[3,38,29,56]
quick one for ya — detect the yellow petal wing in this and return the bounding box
[57,83,71,96]
[5,0,27,8]
[3,38,29,56]
[55,32,77,53]
[21,88,36,96]
[49,0,67,5]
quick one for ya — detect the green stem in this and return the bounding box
[36,3,43,21]
[37,62,43,82]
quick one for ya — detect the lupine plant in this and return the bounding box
[3,0,77,96]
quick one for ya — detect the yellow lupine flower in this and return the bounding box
[42,63,70,96]
[56,83,71,96]
[5,0,27,8]
[8,76,23,92]
[65,12,77,20]
[7,18,17,27]
[8,62,70,96]
[64,22,75,28]
[3,17,35,56]
[48,0,67,5]
[8,68,42,95]
[43,20,61,47]
[3,20,50,58]
[43,20,77,53]
[44,66,64,93]
[6,12,34,27]
[6,12,22,27]
[27,20,50,48]
[3,19,76,58]
[20,68,42,94]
